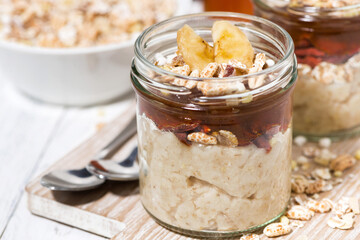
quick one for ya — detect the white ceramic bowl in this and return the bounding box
[0,0,193,106]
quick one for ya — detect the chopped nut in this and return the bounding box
[263,223,292,237]
[171,55,185,67]
[291,175,309,194]
[330,154,356,171]
[349,197,360,214]
[294,135,307,146]
[218,63,235,78]
[239,234,260,240]
[286,205,314,221]
[187,132,217,145]
[305,179,325,195]
[222,64,236,77]
[291,160,298,170]
[311,168,331,180]
[307,198,333,213]
[215,130,238,147]
[319,137,332,148]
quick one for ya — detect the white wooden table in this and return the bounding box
[0,75,134,240]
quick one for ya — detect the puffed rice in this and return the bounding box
[319,137,332,148]
[294,135,307,146]
[307,198,333,213]
[239,233,260,240]
[286,205,314,221]
[263,223,292,237]
[187,132,217,145]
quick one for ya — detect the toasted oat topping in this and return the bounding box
[0,0,175,47]
[153,21,275,96]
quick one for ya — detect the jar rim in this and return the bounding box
[134,12,294,80]
[133,12,296,101]
[254,0,360,16]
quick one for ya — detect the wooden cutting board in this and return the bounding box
[26,104,360,239]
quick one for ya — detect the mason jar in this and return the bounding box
[131,12,296,238]
[254,0,360,140]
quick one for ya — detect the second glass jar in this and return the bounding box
[254,0,360,140]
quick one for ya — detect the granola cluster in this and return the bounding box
[0,0,175,47]
[153,21,274,97]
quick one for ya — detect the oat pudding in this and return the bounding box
[254,0,360,138]
[131,13,296,237]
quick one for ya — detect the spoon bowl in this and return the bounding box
[40,168,105,191]
[87,147,139,181]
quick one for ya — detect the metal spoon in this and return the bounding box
[86,146,139,181]
[41,116,138,191]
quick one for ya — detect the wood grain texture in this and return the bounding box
[26,109,360,239]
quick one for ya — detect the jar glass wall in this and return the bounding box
[131,12,296,238]
[254,0,360,140]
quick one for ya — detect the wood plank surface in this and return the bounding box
[25,104,360,240]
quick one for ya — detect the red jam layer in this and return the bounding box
[135,86,294,152]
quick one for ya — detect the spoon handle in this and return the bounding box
[95,115,137,160]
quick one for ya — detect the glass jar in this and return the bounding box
[254,0,360,140]
[131,12,296,238]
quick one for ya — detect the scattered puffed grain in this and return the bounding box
[319,137,332,148]
[349,197,360,214]
[294,135,307,147]
[297,156,309,164]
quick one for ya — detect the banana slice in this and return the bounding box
[177,24,214,71]
[212,21,254,68]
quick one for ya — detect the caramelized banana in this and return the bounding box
[177,24,214,71]
[212,21,254,68]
